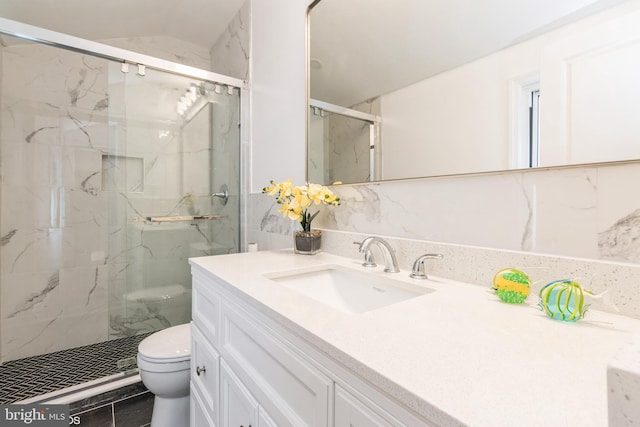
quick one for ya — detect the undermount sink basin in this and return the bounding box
[265,264,433,314]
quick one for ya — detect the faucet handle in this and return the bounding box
[410,253,444,279]
[354,241,377,268]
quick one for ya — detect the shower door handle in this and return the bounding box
[211,184,229,206]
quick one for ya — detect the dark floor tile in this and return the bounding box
[70,382,148,414]
[71,403,114,427]
[0,333,151,404]
[113,392,153,427]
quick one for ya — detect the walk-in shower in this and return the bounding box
[0,18,244,403]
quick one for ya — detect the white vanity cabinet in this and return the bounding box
[334,385,404,427]
[191,324,220,423]
[190,265,434,427]
[219,360,257,427]
[219,359,280,427]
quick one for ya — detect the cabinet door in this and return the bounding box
[220,301,331,427]
[220,360,258,427]
[191,382,215,427]
[192,324,220,423]
[335,385,399,427]
[192,273,221,348]
[257,408,278,427]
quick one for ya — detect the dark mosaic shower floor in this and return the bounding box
[0,333,152,404]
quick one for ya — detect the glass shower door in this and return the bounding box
[0,36,112,362]
[107,66,240,338]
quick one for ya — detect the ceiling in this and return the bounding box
[310,0,629,107]
[0,0,245,49]
[1,0,629,109]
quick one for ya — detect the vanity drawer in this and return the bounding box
[192,273,221,348]
[191,323,220,423]
[219,301,332,427]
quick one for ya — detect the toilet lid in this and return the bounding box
[138,323,191,362]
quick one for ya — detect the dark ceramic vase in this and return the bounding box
[294,230,322,255]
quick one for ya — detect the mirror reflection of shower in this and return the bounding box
[308,98,380,185]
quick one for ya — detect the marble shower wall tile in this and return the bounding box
[2,310,109,362]
[102,36,212,71]
[0,42,111,362]
[0,265,109,361]
[209,0,250,80]
[2,26,242,360]
[1,46,107,111]
[326,113,372,184]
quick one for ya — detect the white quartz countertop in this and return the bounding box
[189,250,640,426]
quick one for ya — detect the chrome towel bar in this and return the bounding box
[132,215,226,223]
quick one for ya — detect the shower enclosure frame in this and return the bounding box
[0,15,250,403]
[0,16,249,250]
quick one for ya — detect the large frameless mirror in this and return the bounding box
[307,0,640,185]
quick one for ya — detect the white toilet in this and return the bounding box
[137,323,191,427]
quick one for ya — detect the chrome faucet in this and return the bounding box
[358,237,400,273]
[409,253,444,279]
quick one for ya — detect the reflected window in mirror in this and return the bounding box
[529,89,541,168]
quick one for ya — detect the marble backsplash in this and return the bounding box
[249,160,640,319]
[321,229,640,319]
[318,164,640,263]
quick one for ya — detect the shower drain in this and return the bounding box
[117,356,137,370]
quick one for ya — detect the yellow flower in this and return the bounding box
[279,179,293,197]
[307,183,324,205]
[262,179,341,230]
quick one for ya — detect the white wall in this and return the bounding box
[540,3,640,166]
[249,0,311,193]
[380,0,640,179]
[381,52,519,178]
